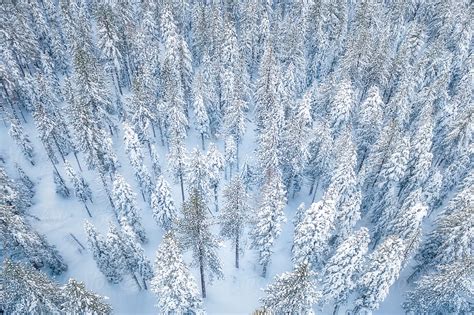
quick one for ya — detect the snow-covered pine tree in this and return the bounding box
[106,224,154,290]
[123,122,153,202]
[150,144,162,177]
[385,198,427,261]
[54,170,70,198]
[251,168,286,277]
[165,73,188,202]
[111,174,147,243]
[61,278,112,314]
[177,187,223,298]
[354,236,406,313]
[206,143,224,212]
[64,160,92,217]
[354,86,384,171]
[151,232,203,313]
[260,263,320,314]
[150,175,177,231]
[186,148,211,200]
[281,89,312,198]
[85,221,123,284]
[403,257,474,315]
[192,70,210,150]
[9,117,35,165]
[292,187,337,268]
[1,167,66,274]
[329,78,354,138]
[219,176,249,268]
[1,258,64,314]
[15,165,34,199]
[330,131,361,242]
[321,228,370,314]
[413,183,473,279]
[224,135,237,179]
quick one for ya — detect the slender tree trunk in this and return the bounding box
[132,274,142,290]
[83,202,92,217]
[73,151,83,171]
[52,134,66,163]
[357,148,368,174]
[179,173,185,202]
[113,66,123,96]
[214,185,219,212]
[309,177,316,195]
[151,123,156,138]
[142,278,148,290]
[235,234,239,269]
[261,262,267,278]
[311,179,319,203]
[229,163,233,180]
[236,141,240,172]
[333,303,340,315]
[199,251,206,298]
[158,123,165,146]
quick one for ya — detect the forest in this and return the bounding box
[0,0,472,314]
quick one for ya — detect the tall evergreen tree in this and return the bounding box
[62,279,112,314]
[321,228,370,314]
[251,168,286,277]
[111,174,146,243]
[177,188,223,298]
[355,236,406,313]
[403,258,474,315]
[151,232,203,313]
[219,176,249,268]
[260,263,320,314]
[150,175,177,231]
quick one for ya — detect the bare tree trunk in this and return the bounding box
[311,179,319,203]
[199,251,206,298]
[213,185,219,212]
[83,202,92,218]
[179,173,185,202]
[235,234,240,269]
[201,133,205,151]
[73,151,83,171]
[132,274,142,290]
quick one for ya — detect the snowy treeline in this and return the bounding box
[0,0,472,314]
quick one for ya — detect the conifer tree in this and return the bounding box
[260,263,320,314]
[251,169,286,277]
[111,174,147,243]
[64,161,92,217]
[1,168,66,274]
[355,86,384,170]
[106,224,154,290]
[62,279,112,314]
[123,122,153,201]
[85,221,123,284]
[177,188,223,298]
[219,176,249,268]
[150,175,177,231]
[9,117,35,165]
[54,170,70,198]
[1,259,64,314]
[321,228,370,313]
[151,232,203,313]
[150,144,162,177]
[329,79,354,137]
[403,258,474,315]
[355,236,406,313]
[206,143,224,212]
